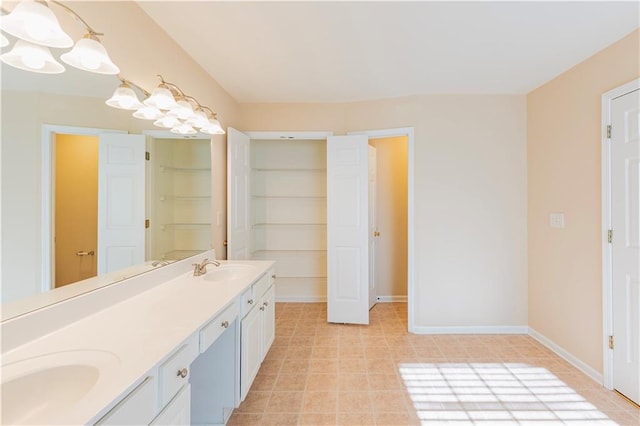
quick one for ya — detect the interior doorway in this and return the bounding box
[54,134,99,287]
[369,136,409,303]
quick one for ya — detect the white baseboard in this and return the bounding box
[412,325,529,334]
[376,295,408,303]
[528,327,603,384]
[275,296,326,303]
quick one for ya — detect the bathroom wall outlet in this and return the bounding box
[549,212,565,229]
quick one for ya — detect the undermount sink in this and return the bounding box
[1,350,120,425]
[201,264,255,282]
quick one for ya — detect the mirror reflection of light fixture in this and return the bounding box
[0,33,9,48]
[0,39,63,73]
[106,82,145,110]
[106,75,226,135]
[133,105,164,121]
[171,123,197,135]
[0,0,119,75]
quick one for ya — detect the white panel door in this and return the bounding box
[368,145,378,309]
[612,89,640,405]
[227,128,251,260]
[97,134,145,274]
[327,135,369,324]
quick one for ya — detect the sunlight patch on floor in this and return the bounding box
[399,363,616,425]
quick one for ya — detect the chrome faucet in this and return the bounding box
[192,258,221,276]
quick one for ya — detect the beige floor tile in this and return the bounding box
[302,390,338,412]
[228,302,639,426]
[299,412,337,425]
[266,391,304,413]
[338,391,373,412]
[274,374,308,391]
[338,373,369,391]
[306,373,339,391]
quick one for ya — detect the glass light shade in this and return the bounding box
[133,106,164,120]
[106,85,144,110]
[167,100,194,120]
[185,109,209,129]
[171,123,197,135]
[143,86,176,110]
[0,39,63,73]
[200,118,225,135]
[0,33,9,48]
[60,36,119,75]
[0,0,73,48]
[154,116,181,129]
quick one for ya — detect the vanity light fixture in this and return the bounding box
[171,123,198,135]
[1,39,63,73]
[0,0,119,75]
[133,105,164,121]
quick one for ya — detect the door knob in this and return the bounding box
[374,231,380,237]
[76,250,95,256]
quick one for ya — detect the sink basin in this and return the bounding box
[1,350,120,425]
[202,264,255,282]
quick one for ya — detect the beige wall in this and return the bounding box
[241,94,528,329]
[370,136,408,298]
[527,30,640,373]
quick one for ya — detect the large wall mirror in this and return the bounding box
[1,63,215,320]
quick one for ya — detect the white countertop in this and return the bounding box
[1,259,274,425]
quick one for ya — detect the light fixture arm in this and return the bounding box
[45,0,104,37]
[156,75,218,119]
[119,76,151,98]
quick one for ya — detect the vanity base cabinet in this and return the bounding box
[240,301,263,401]
[240,269,276,401]
[190,319,238,426]
[151,384,190,425]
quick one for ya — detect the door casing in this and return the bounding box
[601,78,640,390]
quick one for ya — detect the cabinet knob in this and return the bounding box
[271,274,276,279]
[263,301,269,307]
[221,320,229,328]
[259,306,265,311]
[176,368,188,379]
[247,299,254,305]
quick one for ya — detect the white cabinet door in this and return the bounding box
[611,88,640,405]
[240,305,262,401]
[327,135,370,325]
[368,145,378,310]
[151,384,190,425]
[227,128,251,260]
[97,133,146,274]
[261,285,276,359]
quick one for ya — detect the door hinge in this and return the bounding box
[608,229,613,243]
[145,151,150,161]
[145,219,150,229]
[607,125,612,139]
[609,335,614,350]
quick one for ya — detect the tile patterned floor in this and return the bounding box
[228,303,639,425]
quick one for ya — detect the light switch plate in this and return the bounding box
[549,212,565,229]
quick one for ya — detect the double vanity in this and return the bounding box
[1,251,275,425]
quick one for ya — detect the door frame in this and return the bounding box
[601,78,640,390]
[348,127,415,332]
[41,125,125,292]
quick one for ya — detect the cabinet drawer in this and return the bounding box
[159,336,198,406]
[253,273,270,300]
[151,384,191,425]
[199,302,238,353]
[240,287,255,318]
[96,376,156,425]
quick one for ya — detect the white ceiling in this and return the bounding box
[138,1,639,103]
